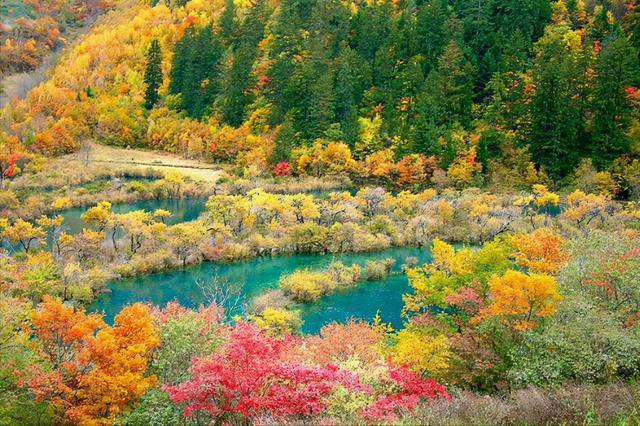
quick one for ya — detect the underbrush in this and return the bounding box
[224,175,354,195]
[412,382,640,426]
[245,383,640,425]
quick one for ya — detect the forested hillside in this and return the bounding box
[2,1,640,425]
[1,0,639,194]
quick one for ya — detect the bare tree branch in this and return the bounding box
[196,275,245,323]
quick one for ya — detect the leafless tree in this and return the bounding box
[80,139,93,167]
[196,275,245,323]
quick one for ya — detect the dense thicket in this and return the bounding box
[168,0,639,179]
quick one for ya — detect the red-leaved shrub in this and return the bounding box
[273,161,291,177]
[362,365,452,422]
[164,322,368,420]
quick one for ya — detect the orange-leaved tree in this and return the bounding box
[509,228,570,274]
[27,297,159,424]
[0,133,26,189]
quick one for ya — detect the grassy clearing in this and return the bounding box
[61,143,225,183]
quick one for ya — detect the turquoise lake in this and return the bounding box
[89,247,432,334]
[7,192,435,334]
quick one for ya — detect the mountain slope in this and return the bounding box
[1,0,639,191]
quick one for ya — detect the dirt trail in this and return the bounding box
[0,53,57,108]
[0,14,99,108]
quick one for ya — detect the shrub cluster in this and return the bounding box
[278,259,394,303]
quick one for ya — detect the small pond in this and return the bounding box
[59,197,208,234]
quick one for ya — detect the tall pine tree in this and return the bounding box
[221,0,267,126]
[219,0,238,46]
[143,39,163,110]
[169,25,223,119]
[591,34,640,167]
[529,30,583,178]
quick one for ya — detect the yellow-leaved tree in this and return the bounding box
[509,228,570,273]
[391,326,452,378]
[480,270,562,330]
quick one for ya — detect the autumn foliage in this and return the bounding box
[1,0,640,422]
[401,236,566,386]
[362,365,451,422]
[510,228,570,273]
[26,297,159,424]
[164,322,368,421]
[164,321,453,423]
[481,270,562,331]
[304,319,384,366]
[273,160,291,176]
[1,0,113,73]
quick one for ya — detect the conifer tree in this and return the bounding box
[426,40,475,127]
[591,34,640,167]
[219,0,237,45]
[144,39,163,110]
[221,0,267,126]
[269,114,297,164]
[169,26,223,118]
[622,1,640,58]
[415,0,451,74]
[529,32,582,178]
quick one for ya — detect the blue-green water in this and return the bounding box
[2,197,208,253]
[9,190,434,334]
[89,247,432,334]
[59,197,208,234]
